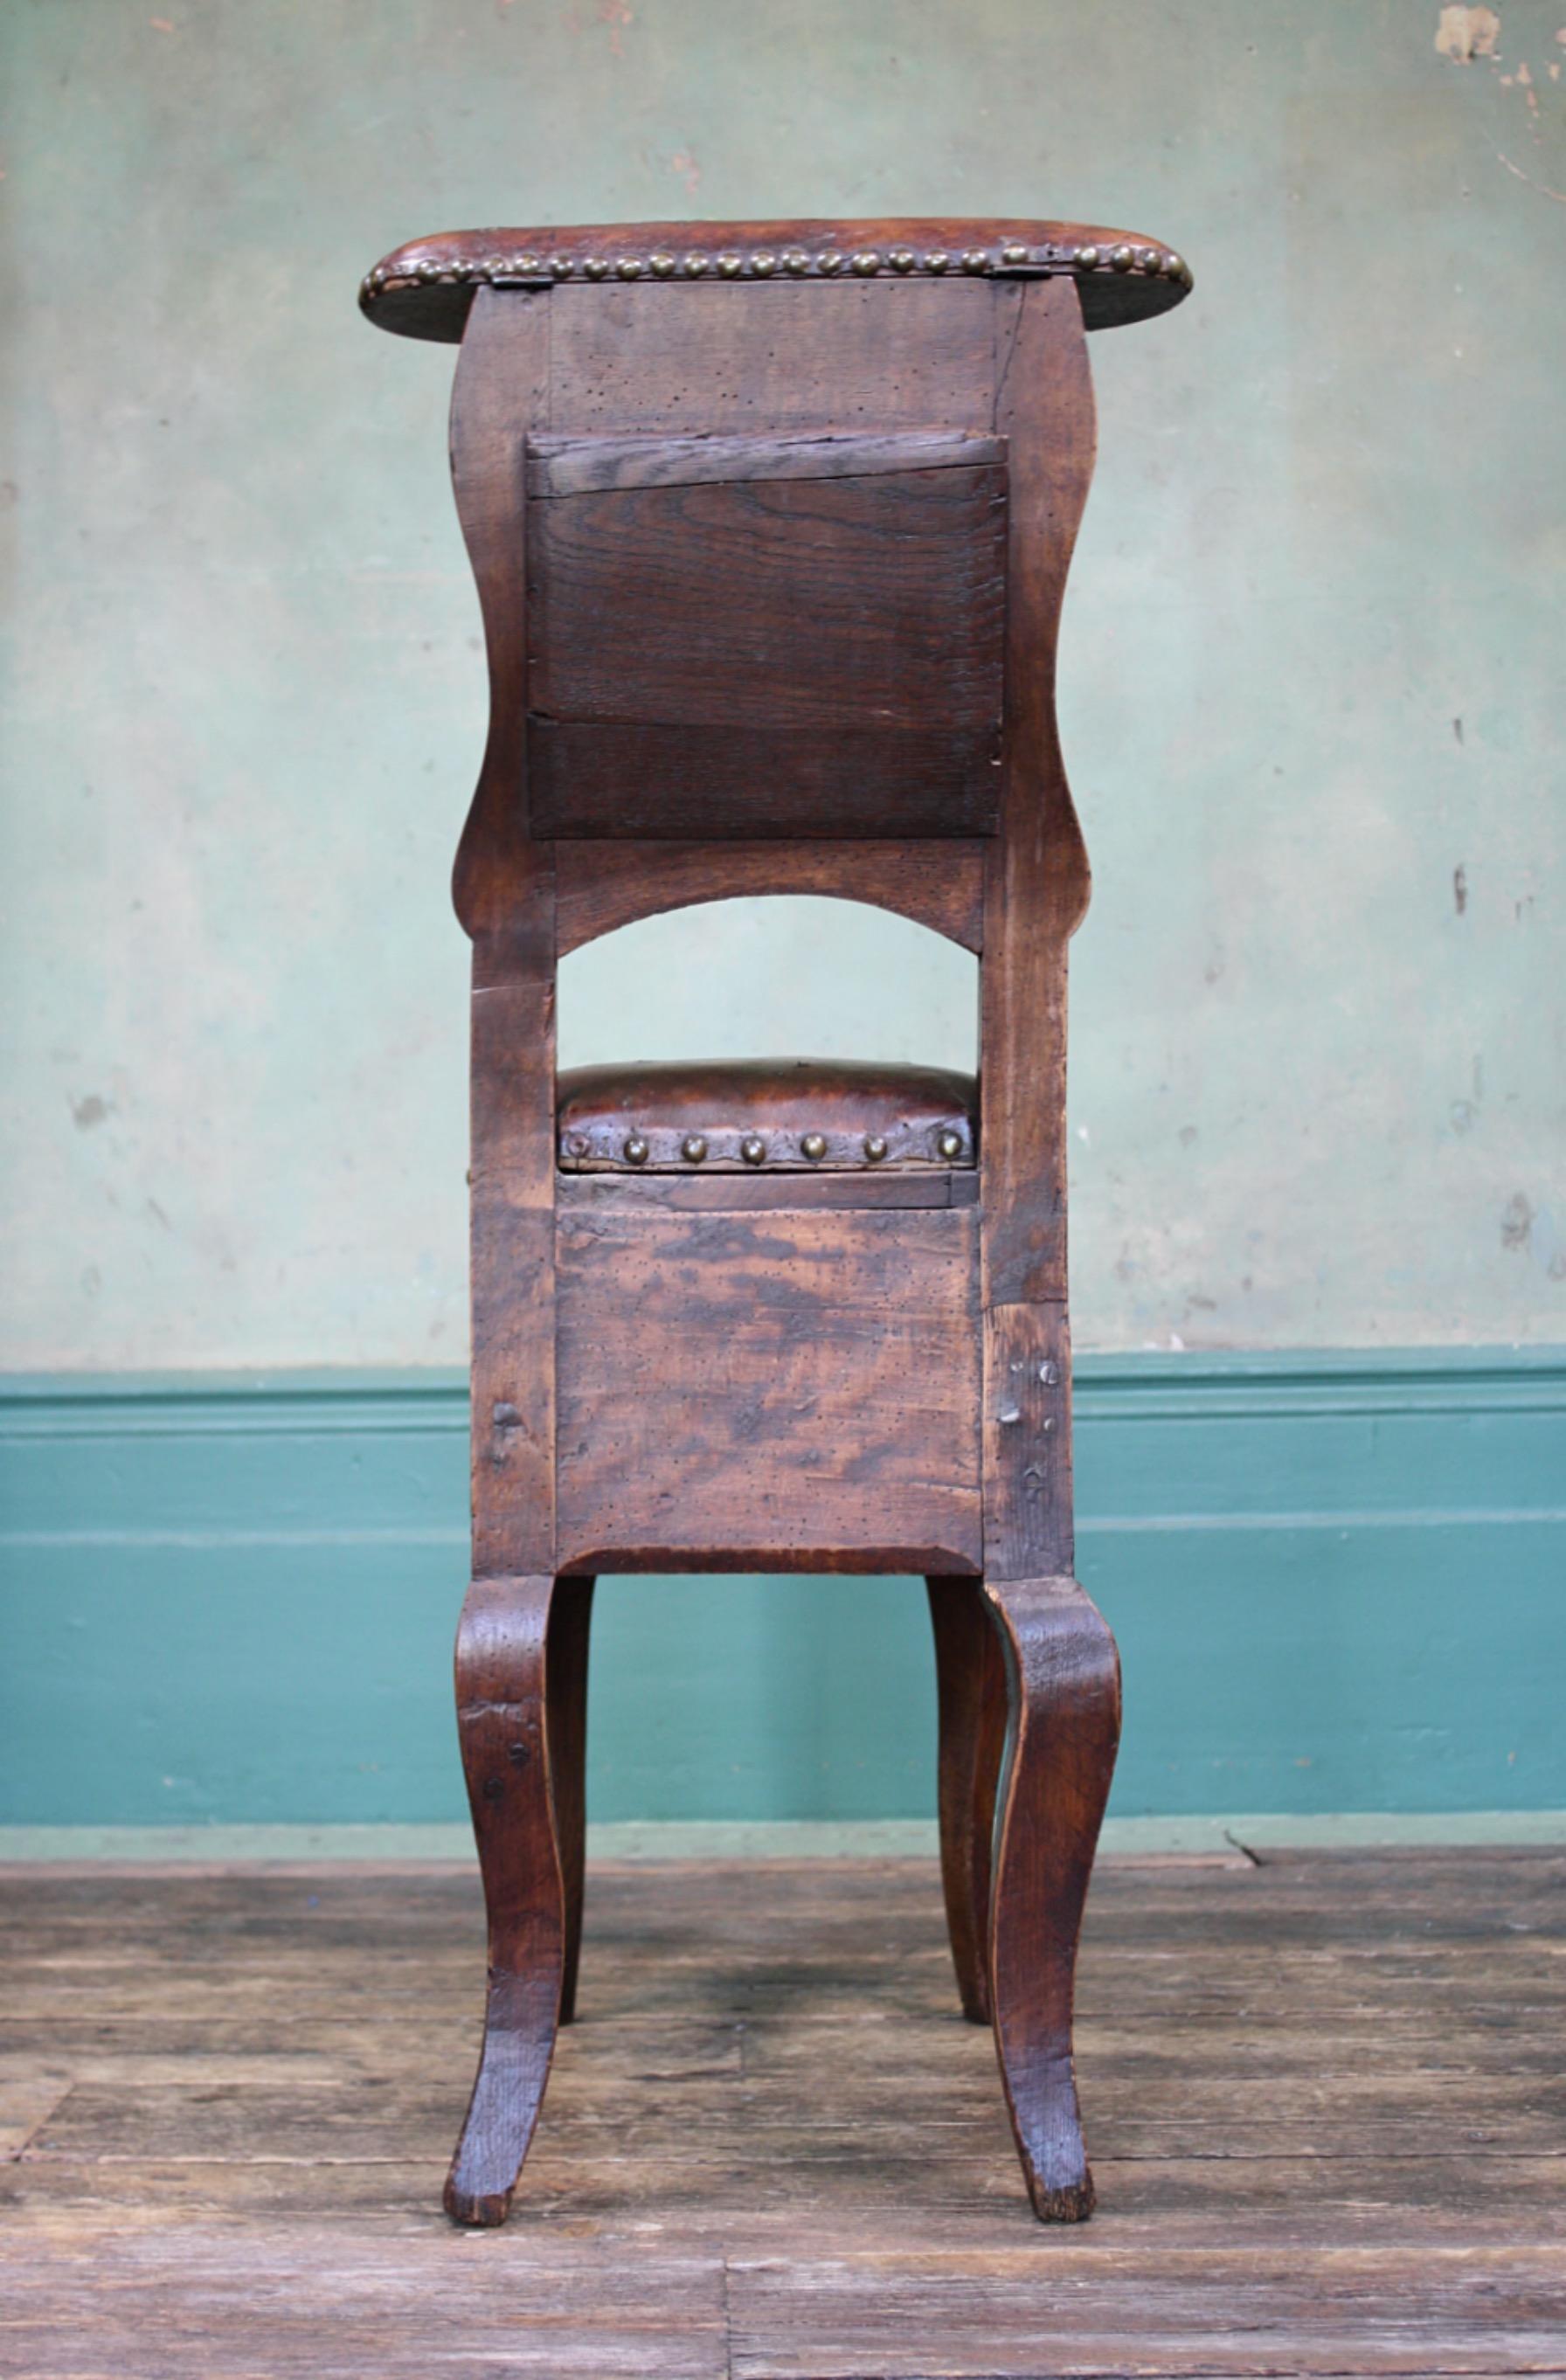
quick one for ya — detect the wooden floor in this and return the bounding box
[1,1851,1563,2377]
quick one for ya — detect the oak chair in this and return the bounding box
[360,217,1191,2225]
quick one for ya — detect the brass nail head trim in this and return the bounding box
[1111,244,1134,271]
[740,1133,766,1166]
[682,1135,708,1164]
[937,1129,964,1161]
[648,251,676,276]
[801,1132,828,1161]
[751,250,778,275]
[851,250,881,274]
[863,1133,889,1164]
[623,1133,649,1165]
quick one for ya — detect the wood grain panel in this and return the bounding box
[530,464,1005,736]
[530,719,1001,841]
[544,278,997,435]
[527,428,1003,496]
[555,1207,980,1572]
[553,837,987,953]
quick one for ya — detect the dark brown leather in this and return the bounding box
[360,218,1193,344]
[558,1059,977,1172]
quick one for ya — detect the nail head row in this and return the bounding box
[604,1128,969,1166]
[364,240,1191,301]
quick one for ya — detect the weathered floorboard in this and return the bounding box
[1,1851,1563,2374]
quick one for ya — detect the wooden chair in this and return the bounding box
[360,218,1192,2225]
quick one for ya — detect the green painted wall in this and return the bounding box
[3,1357,1563,1827]
[2,0,1563,1368]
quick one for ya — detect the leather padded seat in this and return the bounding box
[557,1059,977,1173]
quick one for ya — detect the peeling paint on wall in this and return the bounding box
[1436,5,1503,61]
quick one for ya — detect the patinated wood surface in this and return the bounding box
[552,836,987,955]
[3,1851,1563,2375]
[555,1207,982,1574]
[544,277,998,435]
[394,233,1140,2223]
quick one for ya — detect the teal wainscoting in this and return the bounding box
[2,1353,1563,1827]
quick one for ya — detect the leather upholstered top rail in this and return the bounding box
[359,217,1193,342]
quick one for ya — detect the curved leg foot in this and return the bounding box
[985,1574,1120,2222]
[445,1574,565,2227]
[926,1576,1007,2024]
[547,1577,594,2025]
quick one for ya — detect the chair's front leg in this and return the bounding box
[445,1572,565,2226]
[926,1576,1008,2024]
[984,1574,1120,2222]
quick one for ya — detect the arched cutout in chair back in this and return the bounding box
[558,894,978,1077]
[554,841,986,959]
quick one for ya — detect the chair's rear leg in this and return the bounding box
[984,1574,1120,2222]
[445,1573,564,2227]
[546,1576,594,2025]
[926,1576,1008,2024]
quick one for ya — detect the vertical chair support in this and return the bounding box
[975,278,1123,2217]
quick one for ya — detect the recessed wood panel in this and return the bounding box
[527,453,1006,839]
[555,1207,981,1572]
[530,463,1005,734]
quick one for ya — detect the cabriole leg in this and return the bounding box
[445,1573,565,2227]
[984,1574,1120,2222]
[925,1575,1008,2024]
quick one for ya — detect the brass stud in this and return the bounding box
[781,248,809,273]
[584,256,609,280]
[1001,240,1029,265]
[623,1133,648,1166]
[415,259,443,281]
[961,248,992,274]
[816,250,844,274]
[801,1132,828,1162]
[863,1133,889,1164]
[1137,246,1160,273]
[851,251,881,274]
[617,256,644,279]
[1076,244,1101,269]
[740,1133,766,1166]
[683,252,709,275]
[717,252,744,277]
[515,253,543,276]
[889,247,916,273]
[937,1128,965,1161]
[649,251,676,276]
[682,1134,708,1165]
[549,254,575,277]
[476,258,504,280]
[925,249,950,273]
[1170,253,1191,286]
[1111,244,1134,272]
[751,250,778,275]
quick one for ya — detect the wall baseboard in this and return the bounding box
[3,1810,1566,1866]
[3,1351,1563,1826]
